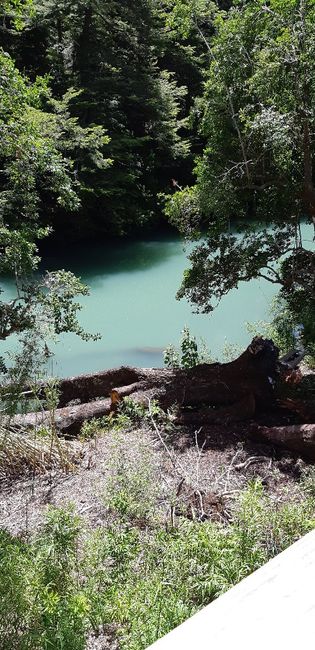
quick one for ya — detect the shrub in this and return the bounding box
[1,482,314,649]
[0,506,89,650]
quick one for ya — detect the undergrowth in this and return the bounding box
[80,397,168,440]
[1,480,314,650]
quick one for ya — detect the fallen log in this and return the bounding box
[19,336,279,409]
[11,398,112,437]
[254,424,315,461]
[18,367,143,408]
[277,398,315,424]
[10,337,280,436]
[175,393,257,426]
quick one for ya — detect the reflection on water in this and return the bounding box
[1,226,314,377]
[41,236,181,279]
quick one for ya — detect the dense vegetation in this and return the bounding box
[164,0,315,353]
[1,414,315,650]
[0,5,315,645]
[0,0,314,370]
[0,0,196,237]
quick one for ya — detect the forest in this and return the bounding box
[0,1,315,649]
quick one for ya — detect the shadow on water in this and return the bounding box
[39,235,183,281]
[1,222,313,377]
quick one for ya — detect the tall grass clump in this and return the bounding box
[0,424,78,480]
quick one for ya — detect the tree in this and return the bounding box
[1,0,191,236]
[0,49,107,383]
[165,0,315,351]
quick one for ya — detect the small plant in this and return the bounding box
[221,340,242,362]
[104,430,159,522]
[164,326,212,369]
[117,397,149,422]
[80,416,110,440]
[80,399,166,440]
[118,397,166,425]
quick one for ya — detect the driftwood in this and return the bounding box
[9,336,315,460]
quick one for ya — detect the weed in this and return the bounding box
[80,398,168,440]
[164,326,212,369]
[104,430,159,522]
[0,506,89,650]
[80,416,109,440]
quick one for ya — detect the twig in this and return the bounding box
[223,449,244,493]
[195,489,206,520]
[234,456,268,471]
[146,398,185,479]
[194,428,206,490]
[212,448,244,494]
[79,504,95,515]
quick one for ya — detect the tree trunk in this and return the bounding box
[11,337,280,436]
[254,424,315,461]
[11,398,112,437]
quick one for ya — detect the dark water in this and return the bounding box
[1,226,313,377]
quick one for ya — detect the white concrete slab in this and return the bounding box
[147,530,315,650]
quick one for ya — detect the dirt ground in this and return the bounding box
[0,418,311,650]
[0,419,309,540]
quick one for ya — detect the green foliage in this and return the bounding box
[80,416,109,440]
[2,481,314,649]
[80,398,166,440]
[247,289,315,362]
[0,506,89,650]
[164,325,212,367]
[101,480,315,648]
[5,0,192,236]
[165,0,315,353]
[0,54,100,228]
[104,431,159,522]
[0,268,100,416]
[0,51,110,238]
[163,0,216,39]
[2,0,34,30]
[0,50,105,390]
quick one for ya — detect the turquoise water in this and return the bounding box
[1,225,313,377]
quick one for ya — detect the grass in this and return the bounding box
[0,424,79,480]
[1,477,314,650]
[1,402,315,649]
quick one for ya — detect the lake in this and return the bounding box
[1,225,313,377]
